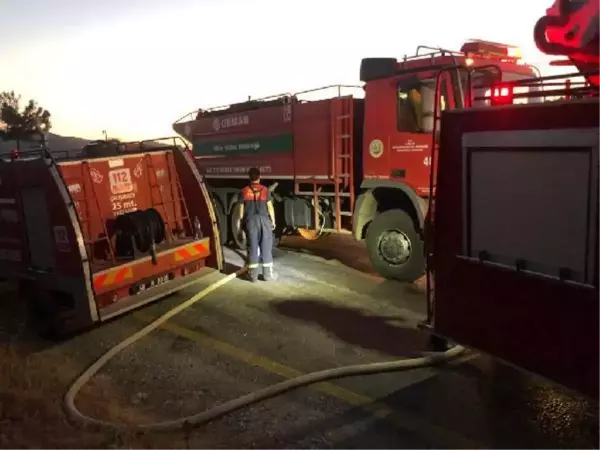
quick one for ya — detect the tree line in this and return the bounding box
[0,91,51,150]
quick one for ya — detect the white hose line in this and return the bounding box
[64,267,466,432]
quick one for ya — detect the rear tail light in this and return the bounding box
[490,85,514,105]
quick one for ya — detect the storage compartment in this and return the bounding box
[465,147,596,285]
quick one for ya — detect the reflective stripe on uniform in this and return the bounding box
[246,262,273,269]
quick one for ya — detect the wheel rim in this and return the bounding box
[377,229,411,265]
[297,227,320,240]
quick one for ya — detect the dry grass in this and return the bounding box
[0,284,200,449]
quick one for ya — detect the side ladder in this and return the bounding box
[79,161,117,264]
[332,96,355,231]
[293,96,355,234]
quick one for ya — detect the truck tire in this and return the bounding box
[231,203,247,250]
[213,199,229,245]
[365,209,425,282]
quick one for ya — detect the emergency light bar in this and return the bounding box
[461,39,523,61]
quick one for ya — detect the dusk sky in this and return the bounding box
[2,0,563,141]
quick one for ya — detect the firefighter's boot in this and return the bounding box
[263,263,278,281]
[246,267,259,282]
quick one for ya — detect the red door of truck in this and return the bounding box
[363,69,457,196]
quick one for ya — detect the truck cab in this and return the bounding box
[353,41,540,281]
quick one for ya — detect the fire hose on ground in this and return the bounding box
[64,267,466,432]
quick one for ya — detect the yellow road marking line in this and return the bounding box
[133,311,483,448]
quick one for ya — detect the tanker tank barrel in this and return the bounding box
[177,84,365,124]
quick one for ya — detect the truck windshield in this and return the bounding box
[397,68,540,134]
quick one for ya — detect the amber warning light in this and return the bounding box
[461,39,522,62]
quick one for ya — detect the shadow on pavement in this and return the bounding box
[479,359,599,449]
[365,357,599,450]
[246,402,437,449]
[225,245,287,260]
[242,347,599,449]
[222,261,244,275]
[271,298,430,357]
[279,234,377,276]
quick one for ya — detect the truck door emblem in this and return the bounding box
[369,139,384,158]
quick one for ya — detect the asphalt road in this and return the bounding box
[3,235,598,448]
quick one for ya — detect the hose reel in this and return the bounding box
[114,208,166,257]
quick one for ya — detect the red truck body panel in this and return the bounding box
[60,153,184,253]
[174,96,353,181]
[432,98,599,398]
[0,142,223,334]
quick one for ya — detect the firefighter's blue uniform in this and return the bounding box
[240,182,274,281]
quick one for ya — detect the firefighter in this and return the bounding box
[239,167,277,282]
[407,86,423,131]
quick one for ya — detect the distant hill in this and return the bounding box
[0,133,91,155]
[0,133,176,157]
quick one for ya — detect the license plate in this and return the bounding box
[131,272,174,295]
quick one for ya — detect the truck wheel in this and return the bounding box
[213,199,229,245]
[365,209,425,282]
[230,203,247,250]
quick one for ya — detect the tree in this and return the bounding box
[0,91,52,149]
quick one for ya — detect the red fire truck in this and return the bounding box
[173,41,538,282]
[427,0,599,398]
[0,138,223,336]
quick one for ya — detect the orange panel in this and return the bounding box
[173,241,210,262]
[93,266,134,291]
